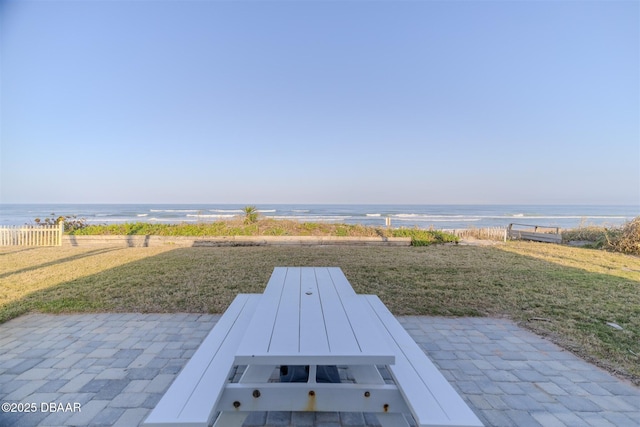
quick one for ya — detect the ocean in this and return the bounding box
[0,204,637,230]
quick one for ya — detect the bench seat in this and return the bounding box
[142,294,261,427]
[363,295,483,427]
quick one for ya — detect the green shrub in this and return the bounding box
[265,227,287,236]
[562,226,608,244]
[335,226,349,237]
[391,228,458,246]
[302,222,317,229]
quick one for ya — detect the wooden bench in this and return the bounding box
[507,223,562,243]
[363,295,483,427]
[142,294,261,427]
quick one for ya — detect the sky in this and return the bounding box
[1,0,638,205]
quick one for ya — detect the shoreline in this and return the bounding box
[1,203,636,230]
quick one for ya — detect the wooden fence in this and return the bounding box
[0,223,64,246]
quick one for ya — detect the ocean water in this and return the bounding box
[0,204,637,230]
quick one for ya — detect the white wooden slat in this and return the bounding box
[341,296,396,364]
[234,296,279,363]
[240,353,387,366]
[237,267,394,365]
[364,295,484,427]
[326,267,358,297]
[143,294,250,422]
[299,268,330,355]
[268,267,301,354]
[143,294,260,427]
[176,294,262,425]
[315,269,361,356]
[234,269,290,363]
[320,267,394,363]
[262,267,288,297]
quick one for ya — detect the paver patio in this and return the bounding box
[0,313,638,427]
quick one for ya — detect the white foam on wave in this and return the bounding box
[393,214,474,220]
[186,214,235,218]
[148,217,198,222]
[209,209,243,213]
[366,213,381,217]
[394,214,469,218]
[497,215,629,220]
[137,214,148,217]
[270,215,351,222]
[394,215,480,222]
[150,209,199,213]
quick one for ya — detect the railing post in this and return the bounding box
[58,221,64,246]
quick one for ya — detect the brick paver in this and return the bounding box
[0,314,638,426]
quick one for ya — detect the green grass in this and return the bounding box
[1,242,639,385]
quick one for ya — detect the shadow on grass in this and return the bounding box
[0,247,41,257]
[0,247,123,279]
[1,244,638,384]
[66,235,152,247]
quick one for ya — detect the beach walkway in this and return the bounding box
[0,314,638,427]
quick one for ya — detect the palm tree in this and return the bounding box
[243,206,259,224]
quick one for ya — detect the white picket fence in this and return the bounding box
[0,223,64,246]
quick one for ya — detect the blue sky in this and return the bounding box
[1,0,638,205]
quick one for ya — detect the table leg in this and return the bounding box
[213,365,275,426]
[350,365,410,427]
[308,365,317,383]
[212,411,248,427]
[349,365,384,383]
[377,413,412,427]
[240,365,276,382]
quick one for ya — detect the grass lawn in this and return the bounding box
[1,242,639,385]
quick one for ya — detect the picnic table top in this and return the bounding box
[234,267,395,366]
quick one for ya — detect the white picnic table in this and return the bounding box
[143,267,483,427]
[235,267,394,366]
